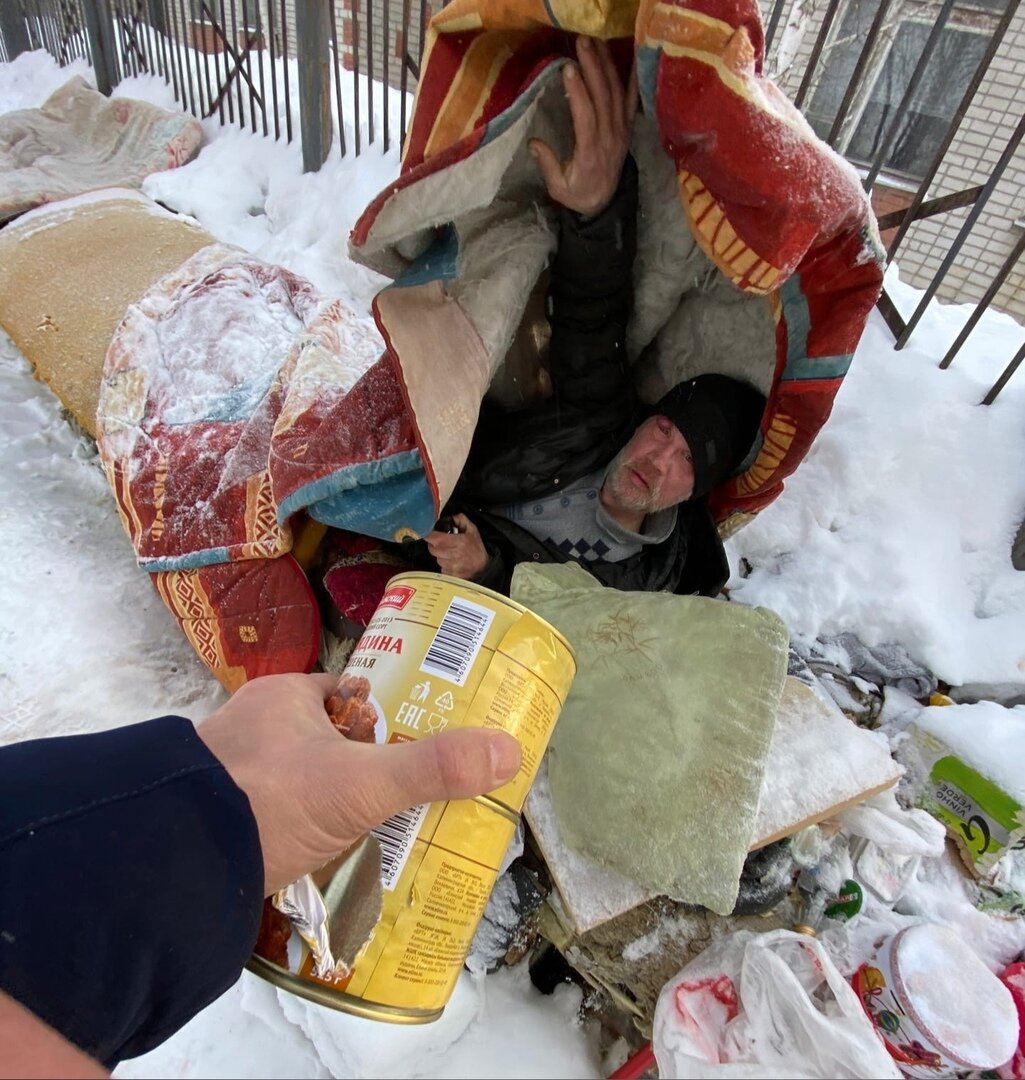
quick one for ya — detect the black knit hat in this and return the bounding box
[653,374,765,500]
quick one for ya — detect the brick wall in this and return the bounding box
[334,0,428,90]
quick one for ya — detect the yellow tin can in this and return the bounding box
[249,572,575,1021]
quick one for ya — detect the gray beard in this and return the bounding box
[603,449,667,515]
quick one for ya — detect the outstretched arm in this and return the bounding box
[529,36,637,218]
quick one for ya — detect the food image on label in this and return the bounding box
[419,596,496,686]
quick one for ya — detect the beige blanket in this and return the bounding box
[0,76,202,223]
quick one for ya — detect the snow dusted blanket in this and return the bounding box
[351,0,885,534]
[0,76,201,222]
[98,244,408,570]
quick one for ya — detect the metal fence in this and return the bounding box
[1,0,1022,398]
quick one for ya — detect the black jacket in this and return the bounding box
[0,717,262,1067]
[446,157,729,597]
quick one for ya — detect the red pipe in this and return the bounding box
[609,1041,655,1079]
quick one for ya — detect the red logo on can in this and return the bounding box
[380,585,415,610]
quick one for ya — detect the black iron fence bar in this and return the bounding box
[246,23,261,133]
[366,0,374,144]
[826,0,894,148]
[154,0,176,99]
[112,3,128,77]
[328,0,345,156]
[0,3,31,60]
[241,22,262,132]
[762,0,786,62]
[874,288,907,341]
[352,0,360,154]
[65,0,88,64]
[31,1,53,59]
[229,0,243,127]
[939,230,1025,369]
[181,0,200,115]
[399,0,411,150]
[295,0,331,171]
[167,0,184,108]
[131,0,150,73]
[36,0,57,59]
[270,0,282,138]
[166,0,184,107]
[886,0,1022,265]
[382,0,389,153]
[793,0,842,111]
[982,338,1025,406]
[45,1,64,59]
[35,0,58,59]
[82,0,119,94]
[862,0,957,192]
[141,0,159,76]
[125,2,151,74]
[197,0,214,116]
[279,0,292,142]
[896,109,1025,348]
[220,0,237,122]
[114,3,131,76]
[875,185,985,232]
[252,0,267,136]
[209,0,227,121]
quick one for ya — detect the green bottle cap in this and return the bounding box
[824,879,864,921]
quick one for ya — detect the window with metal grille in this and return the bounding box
[806,0,1008,181]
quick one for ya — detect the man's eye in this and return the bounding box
[657,418,672,436]
[683,450,692,463]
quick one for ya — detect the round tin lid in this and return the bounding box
[892,923,1019,1069]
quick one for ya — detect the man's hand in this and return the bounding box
[529,36,638,218]
[197,673,521,895]
[425,513,490,581]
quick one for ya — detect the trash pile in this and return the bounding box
[470,628,1025,1080]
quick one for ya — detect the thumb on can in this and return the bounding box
[341,729,522,834]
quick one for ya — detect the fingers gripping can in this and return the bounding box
[248,572,576,1022]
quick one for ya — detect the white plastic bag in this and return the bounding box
[652,929,901,1079]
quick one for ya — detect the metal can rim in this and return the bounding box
[245,955,443,1024]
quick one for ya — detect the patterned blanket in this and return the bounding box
[89,0,882,689]
[351,0,885,532]
[0,76,201,222]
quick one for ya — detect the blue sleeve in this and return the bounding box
[0,715,264,1068]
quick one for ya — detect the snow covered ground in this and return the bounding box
[1,47,1023,1079]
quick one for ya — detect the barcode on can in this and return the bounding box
[371,802,429,891]
[419,597,496,686]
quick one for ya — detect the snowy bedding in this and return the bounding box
[0,75,201,221]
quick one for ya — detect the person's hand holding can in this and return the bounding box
[196,672,522,895]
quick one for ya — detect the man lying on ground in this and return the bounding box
[420,36,765,598]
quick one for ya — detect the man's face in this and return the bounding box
[602,415,695,516]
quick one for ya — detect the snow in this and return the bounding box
[2,45,1025,1080]
[727,266,1025,689]
[915,701,1025,803]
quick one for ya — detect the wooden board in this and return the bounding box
[525,675,903,935]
